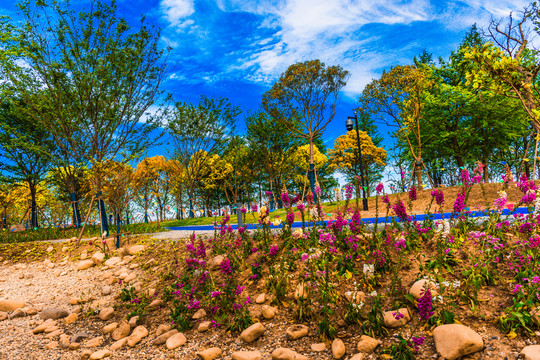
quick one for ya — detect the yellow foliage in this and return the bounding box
[290,144,328,172]
[328,130,386,173]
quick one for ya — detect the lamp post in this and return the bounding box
[346,111,369,211]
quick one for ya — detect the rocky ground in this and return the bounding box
[0,235,540,360]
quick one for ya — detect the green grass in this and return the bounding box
[1,222,165,244]
[161,199,360,227]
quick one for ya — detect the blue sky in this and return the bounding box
[0,0,531,154]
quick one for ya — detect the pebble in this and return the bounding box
[332,338,346,359]
[240,322,265,343]
[90,349,111,360]
[231,351,263,360]
[165,332,187,349]
[196,347,222,360]
[285,324,309,340]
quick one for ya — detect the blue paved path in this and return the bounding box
[167,207,531,231]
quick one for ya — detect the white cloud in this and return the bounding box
[221,0,433,93]
[160,0,195,27]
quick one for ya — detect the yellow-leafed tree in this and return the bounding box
[328,130,387,189]
[290,144,328,192]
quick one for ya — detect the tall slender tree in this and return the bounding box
[262,60,349,201]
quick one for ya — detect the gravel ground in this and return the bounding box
[0,248,347,360]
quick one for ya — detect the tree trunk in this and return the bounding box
[415,161,423,189]
[29,183,38,229]
[2,207,6,229]
[309,138,316,203]
[482,157,489,182]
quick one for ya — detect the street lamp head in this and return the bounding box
[345,117,354,131]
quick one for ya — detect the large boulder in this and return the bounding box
[112,321,131,340]
[332,338,346,359]
[433,324,483,360]
[98,307,114,321]
[357,335,380,354]
[153,329,178,345]
[104,257,121,267]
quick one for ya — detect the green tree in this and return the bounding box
[361,64,432,189]
[0,100,54,228]
[423,26,529,182]
[0,0,169,234]
[262,60,349,201]
[168,96,239,218]
[245,111,300,207]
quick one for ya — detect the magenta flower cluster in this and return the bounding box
[409,186,417,201]
[430,189,444,206]
[417,288,434,321]
[391,200,408,222]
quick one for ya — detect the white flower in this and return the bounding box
[452,280,461,288]
[353,301,364,309]
[369,291,377,297]
[363,264,375,277]
[434,295,444,303]
[442,281,450,288]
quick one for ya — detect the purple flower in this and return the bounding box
[494,195,507,211]
[392,311,405,320]
[517,173,538,193]
[297,203,305,212]
[345,183,353,200]
[453,189,466,213]
[221,214,230,225]
[281,192,291,208]
[409,186,417,201]
[381,194,390,204]
[376,182,384,194]
[431,189,444,206]
[269,245,279,257]
[219,258,232,275]
[301,253,309,262]
[314,185,321,196]
[522,191,536,205]
[286,211,295,225]
[391,200,408,222]
[349,210,362,233]
[265,190,272,197]
[411,336,425,351]
[460,168,470,186]
[252,204,258,212]
[418,288,434,321]
[394,237,406,252]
